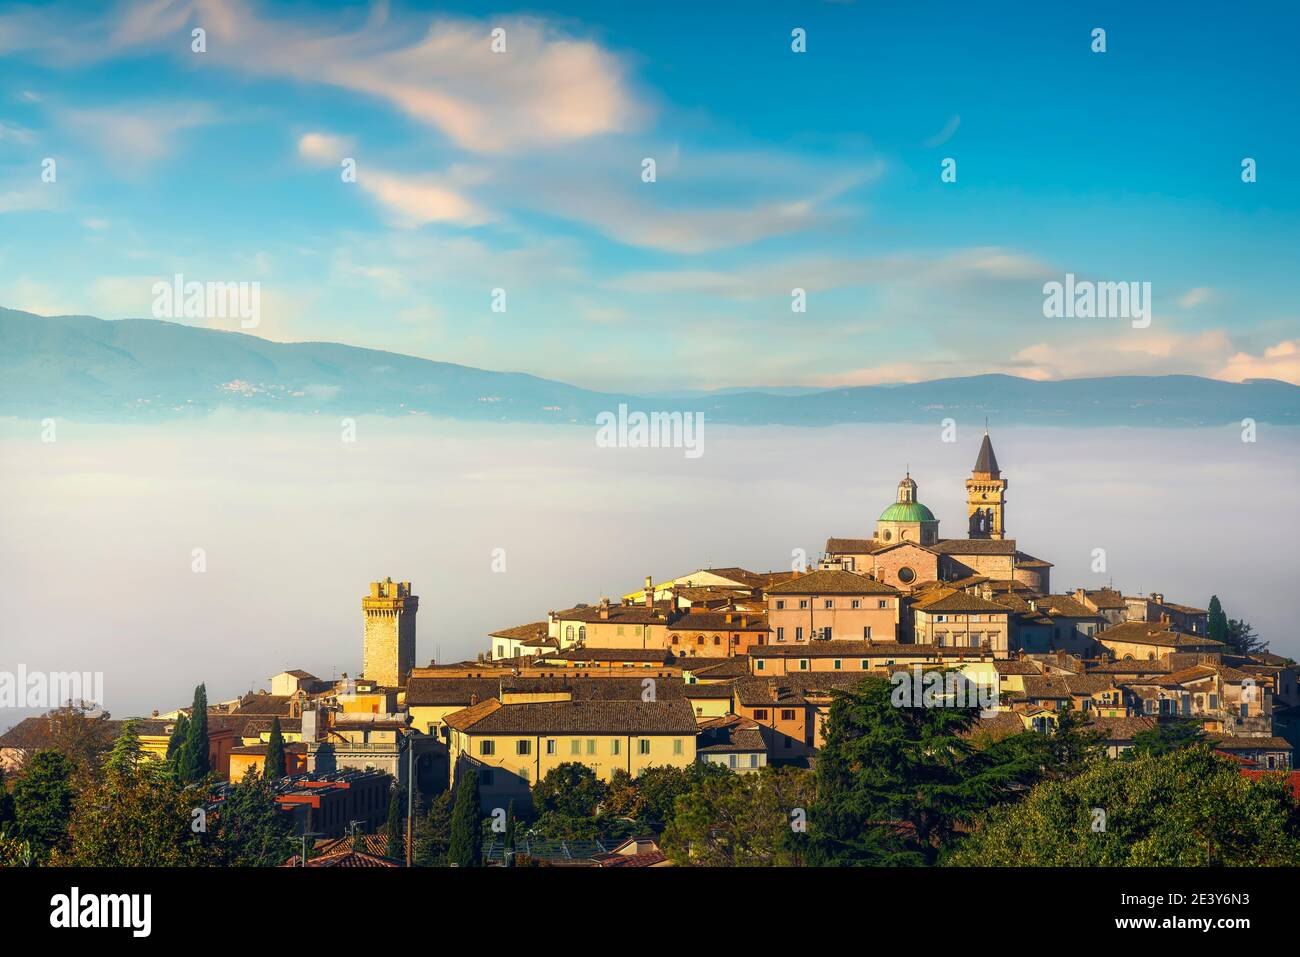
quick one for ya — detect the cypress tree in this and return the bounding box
[264,717,286,781]
[1208,595,1228,646]
[165,713,189,763]
[179,684,210,784]
[384,788,404,860]
[503,799,516,867]
[448,767,482,867]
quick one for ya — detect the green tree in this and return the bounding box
[503,800,517,867]
[58,773,211,866]
[1207,595,1228,646]
[1129,716,1205,757]
[533,762,607,818]
[0,765,15,830]
[448,767,483,867]
[414,791,454,866]
[607,762,728,829]
[264,717,286,781]
[384,787,404,860]
[663,766,815,866]
[947,745,1300,866]
[212,769,293,866]
[12,750,76,862]
[1225,618,1267,656]
[166,713,189,765]
[178,684,210,784]
[104,719,143,784]
[807,674,1048,866]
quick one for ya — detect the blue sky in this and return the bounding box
[1,0,1297,391]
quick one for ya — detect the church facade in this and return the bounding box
[825,432,1052,594]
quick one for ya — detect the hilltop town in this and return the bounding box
[2,432,1294,867]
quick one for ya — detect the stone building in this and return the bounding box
[362,578,418,688]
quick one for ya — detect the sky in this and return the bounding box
[4,416,1294,717]
[1,0,1298,392]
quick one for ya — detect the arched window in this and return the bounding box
[713,635,721,645]
[671,635,679,645]
[696,635,705,645]
[578,626,586,641]
[565,625,574,639]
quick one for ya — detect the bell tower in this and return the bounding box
[965,430,1007,539]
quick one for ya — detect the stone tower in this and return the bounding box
[363,578,418,688]
[965,431,1007,540]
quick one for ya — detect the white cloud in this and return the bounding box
[1217,339,1300,384]
[297,131,354,164]
[357,169,491,228]
[58,103,212,167]
[1178,286,1213,308]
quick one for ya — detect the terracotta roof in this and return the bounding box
[1083,588,1127,609]
[1019,675,1117,699]
[1014,552,1053,568]
[553,602,675,625]
[544,648,676,663]
[993,659,1043,675]
[230,693,296,716]
[1097,621,1224,648]
[443,699,697,736]
[489,621,550,641]
[443,698,504,732]
[734,674,866,706]
[766,569,898,596]
[667,612,769,632]
[1039,595,1102,619]
[407,677,503,706]
[1211,736,1292,751]
[911,590,1011,614]
[749,641,954,658]
[931,538,1018,556]
[825,537,882,554]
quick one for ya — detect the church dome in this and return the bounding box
[878,501,936,523]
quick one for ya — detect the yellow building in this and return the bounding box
[445,698,698,810]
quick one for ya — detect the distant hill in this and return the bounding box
[2,308,1297,427]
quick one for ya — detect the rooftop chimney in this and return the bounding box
[645,576,654,609]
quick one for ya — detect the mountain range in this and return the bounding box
[2,307,1297,427]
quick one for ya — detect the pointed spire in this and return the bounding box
[973,431,999,476]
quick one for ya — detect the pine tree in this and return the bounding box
[414,791,454,866]
[264,717,286,781]
[178,684,210,784]
[448,767,483,867]
[384,787,404,860]
[12,750,75,862]
[104,719,142,784]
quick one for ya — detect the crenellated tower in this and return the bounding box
[362,577,418,688]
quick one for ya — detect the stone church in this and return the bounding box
[825,431,1052,593]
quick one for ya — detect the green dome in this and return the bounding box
[878,502,937,523]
